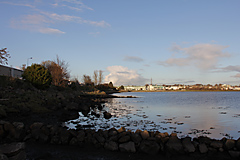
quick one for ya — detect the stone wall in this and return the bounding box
[1,120,240,159]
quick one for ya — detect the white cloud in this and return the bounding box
[218,65,240,79]
[4,0,110,34]
[10,14,65,34]
[123,56,144,62]
[105,66,148,86]
[158,43,230,70]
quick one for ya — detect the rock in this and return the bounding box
[236,138,240,150]
[69,137,78,146]
[140,130,149,140]
[229,151,240,158]
[182,137,195,153]
[117,127,126,133]
[199,143,208,154]
[119,141,136,153]
[166,136,184,154]
[210,140,223,149]
[94,134,105,143]
[103,112,112,119]
[0,153,8,160]
[131,133,142,144]
[0,142,25,157]
[118,135,130,143]
[198,137,211,145]
[102,130,109,139]
[3,122,16,140]
[30,122,43,130]
[0,125,5,138]
[0,108,7,118]
[224,139,235,150]
[140,140,160,155]
[77,130,85,142]
[104,141,118,151]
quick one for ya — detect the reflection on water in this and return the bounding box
[64,91,240,139]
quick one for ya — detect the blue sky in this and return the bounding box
[1,0,240,86]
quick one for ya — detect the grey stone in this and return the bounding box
[0,143,25,157]
[229,151,240,158]
[199,143,208,154]
[69,137,78,146]
[94,134,105,143]
[182,137,195,153]
[166,136,184,154]
[131,133,142,144]
[0,153,8,160]
[224,139,235,150]
[119,141,136,153]
[104,141,118,151]
[118,135,130,143]
[236,138,240,150]
[210,140,223,149]
[140,140,160,155]
[140,130,149,140]
[77,130,85,142]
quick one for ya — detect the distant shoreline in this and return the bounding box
[119,89,240,93]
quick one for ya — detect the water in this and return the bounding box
[64,91,240,139]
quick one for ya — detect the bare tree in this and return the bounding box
[93,70,98,85]
[41,55,70,86]
[0,48,10,65]
[83,74,93,85]
[98,70,103,84]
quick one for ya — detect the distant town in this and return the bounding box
[119,83,240,91]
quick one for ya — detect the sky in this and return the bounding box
[1,0,240,86]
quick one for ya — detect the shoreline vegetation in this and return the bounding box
[1,76,240,159]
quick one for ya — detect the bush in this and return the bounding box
[22,64,52,89]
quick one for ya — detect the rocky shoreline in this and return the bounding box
[1,121,240,159]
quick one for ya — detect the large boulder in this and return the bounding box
[210,140,223,149]
[139,140,160,155]
[199,143,208,154]
[182,137,195,153]
[118,135,130,143]
[103,112,112,119]
[165,136,184,154]
[104,141,118,151]
[224,139,235,150]
[119,141,136,153]
[131,133,142,144]
[140,130,150,140]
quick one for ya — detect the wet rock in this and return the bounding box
[0,153,8,160]
[104,141,118,151]
[210,140,223,149]
[140,130,149,140]
[140,140,160,155]
[224,139,235,150]
[199,143,208,154]
[118,135,130,143]
[103,112,112,119]
[166,136,184,154]
[119,141,136,153]
[229,151,240,158]
[198,137,211,145]
[182,137,195,153]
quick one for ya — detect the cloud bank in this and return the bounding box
[218,65,240,78]
[158,43,230,70]
[105,66,148,86]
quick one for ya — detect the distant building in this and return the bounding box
[124,85,146,91]
[0,65,23,78]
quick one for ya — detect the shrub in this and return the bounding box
[22,64,52,89]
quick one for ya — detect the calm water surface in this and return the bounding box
[65,91,240,139]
